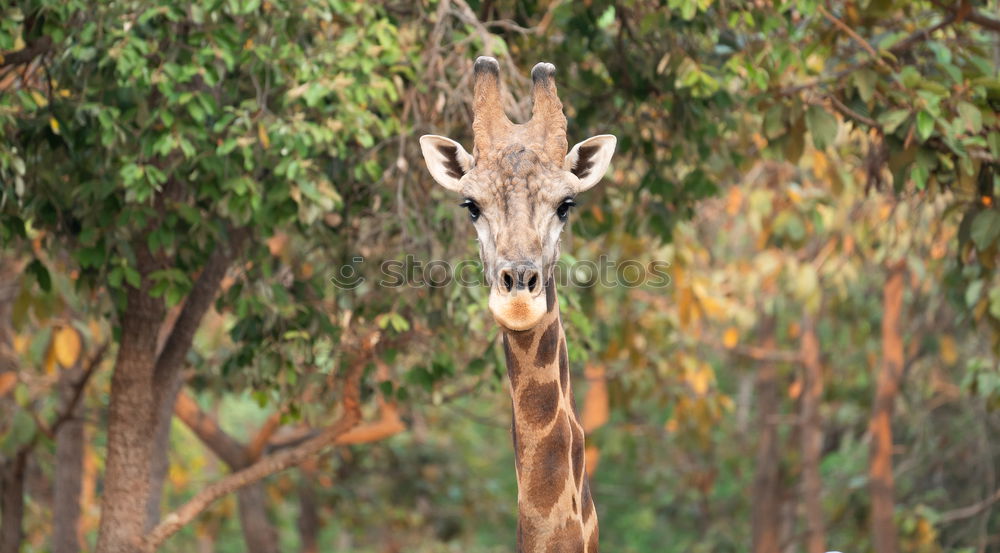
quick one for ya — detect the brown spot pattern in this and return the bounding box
[546,517,585,553]
[559,340,569,395]
[526,416,571,515]
[586,525,599,553]
[517,515,541,553]
[571,421,584,487]
[511,415,522,473]
[534,319,560,367]
[509,328,534,352]
[581,478,594,523]
[518,380,560,428]
[503,335,520,390]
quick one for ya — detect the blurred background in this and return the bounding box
[1,1,1000,552]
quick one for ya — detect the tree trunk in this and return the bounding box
[144,373,183,531]
[298,466,320,553]
[53,366,86,553]
[752,320,782,553]
[144,237,244,531]
[96,281,165,553]
[869,261,905,553]
[236,485,280,553]
[0,450,27,553]
[799,314,826,553]
[0,259,25,553]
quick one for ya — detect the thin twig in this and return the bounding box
[49,342,109,434]
[817,5,891,70]
[940,487,1000,523]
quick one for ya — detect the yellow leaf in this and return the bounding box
[31,91,48,108]
[722,327,739,348]
[44,343,58,375]
[940,335,958,365]
[12,335,29,355]
[49,117,61,135]
[257,122,270,149]
[687,363,714,396]
[54,326,82,368]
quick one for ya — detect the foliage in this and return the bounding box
[0,0,999,552]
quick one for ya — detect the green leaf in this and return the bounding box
[911,164,929,190]
[966,279,984,308]
[763,104,785,139]
[0,411,36,456]
[971,210,1000,250]
[124,266,141,288]
[916,111,935,141]
[879,110,910,134]
[854,69,877,104]
[27,259,51,292]
[990,287,1000,320]
[806,106,837,150]
[957,101,983,134]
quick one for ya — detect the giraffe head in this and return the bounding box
[420,57,616,331]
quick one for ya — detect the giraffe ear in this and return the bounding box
[564,135,617,192]
[419,135,474,193]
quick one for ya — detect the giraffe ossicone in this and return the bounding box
[420,57,615,553]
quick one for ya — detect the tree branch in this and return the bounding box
[173,390,248,468]
[930,0,1000,32]
[141,356,366,551]
[778,11,957,97]
[246,411,284,462]
[825,95,879,129]
[0,36,52,68]
[152,228,248,395]
[939,487,1000,523]
[817,5,891,70]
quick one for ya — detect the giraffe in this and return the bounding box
[419,57,616,553]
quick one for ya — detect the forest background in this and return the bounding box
[2,0,1000,552]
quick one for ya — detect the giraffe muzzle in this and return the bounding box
[489,262,547,331]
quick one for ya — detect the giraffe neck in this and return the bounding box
[502,281,598,553]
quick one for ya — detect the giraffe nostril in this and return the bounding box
[527,274,538,293]
[502,271,514,292]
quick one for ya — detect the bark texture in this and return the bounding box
[0,259,24,553]
[0,451,28,553]
[752,321,781,553]
[144,373,183,531]
[869,261,906,553]
[146,236,245,529]
[799,314,826,553]
[95,282,164,553]
[297,467,320,553]
[53,367,86,553]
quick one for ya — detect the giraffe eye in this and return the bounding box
[556,198,576,221]
[459,199,481,222]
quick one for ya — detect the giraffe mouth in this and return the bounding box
[488,287,548,331]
